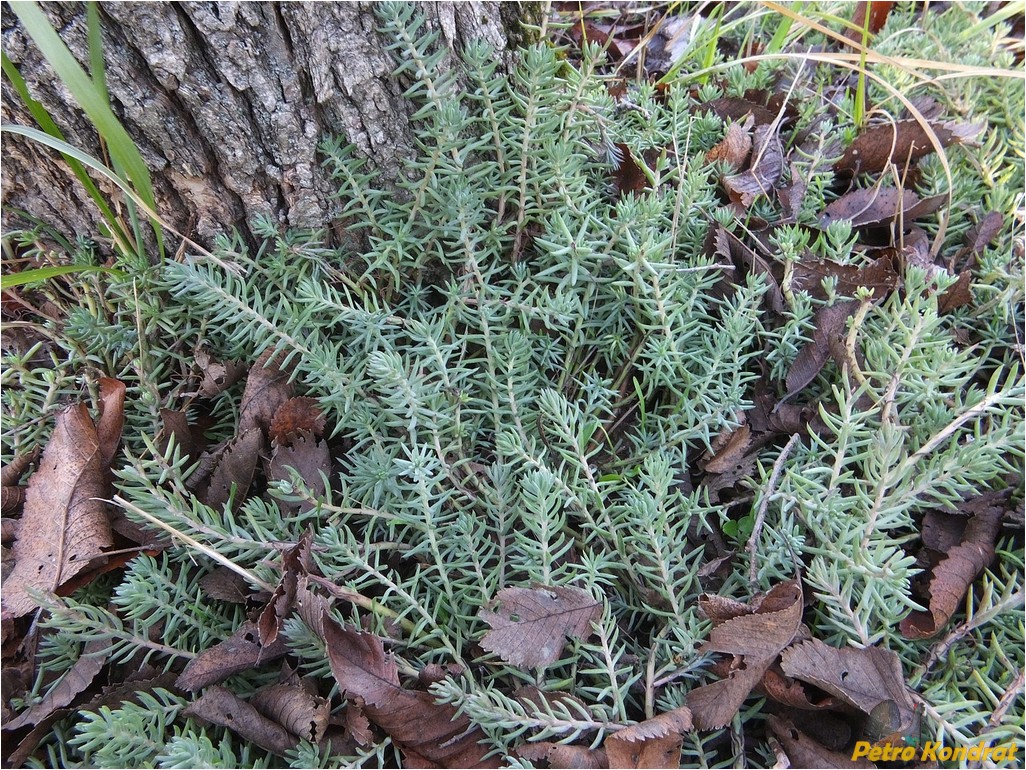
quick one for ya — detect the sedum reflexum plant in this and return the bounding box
[2,2,1023,767]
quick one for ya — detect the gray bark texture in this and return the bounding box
[1,2,539,248]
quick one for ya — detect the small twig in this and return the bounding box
[988,668,1025,729]
[747,433,801,585]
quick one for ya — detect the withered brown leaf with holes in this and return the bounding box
[767,715,874,769]
[780,639,916,731]
[176,620,289,692]
[480,585,602,668]
[2,397,117,619]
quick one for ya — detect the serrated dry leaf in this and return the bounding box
[195,348,246,397]
[703,424,753,474]
[687,580,803,730]
[2,403,113,620]
[712,226,784,313]
[791,255,899,301]
[341,701,374,747]
[480,585,602,668]
[611,706,693,742]
[517,742,608,769]
[900,490,1006,639]
[767,715,875,769]
[266,434,330,515]
[723,124,783,206]
[95,378,126,468]
[322,614,499,768]
[240,348,294,436]
[250,680,330,742]
[612,142,651,198]
[202,428,263,511]
[699,97,779,127]
[270,397,326,446]
[185,685,297,756]
[937,271,972,314]
[199,567,251,603]
[835,119,985,178]
[780,639,915,731]
[605,729,683,769]
[176,620,289,692]
[258,531,313,647]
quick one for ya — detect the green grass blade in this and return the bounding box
[1,264,125,291]
[1,51,131,250]
[9,1,164,260]
[86,2,109,105]
[9,2,155,210]
[1,125,166,232]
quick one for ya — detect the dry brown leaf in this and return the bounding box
[703,424,753,474]
[901,490,1007,639]
[767,715,875,769]
[258,531,313,647]
[199,567,252,603]
[605,730,683,769]
[250,680,330,743]
[202,428,264,511]
[780,639,915,731]
[322,613,499,768]
[612,706,693,742]
[341,701,374,747]
[711,226,785,313]
[938,271,973,314]
[240,348,294,436]
[517,742,608,769]
[270,397,326,446]
[706,116,753,170]
[480,585,601,668]
[953,211,1003,269]
[95,378,126,468]
[784,301,859,399]
[835,119,984,178]
[687,581,803,730]
[2,639,108,731]
[612,143,651,198]
[723,125,783,207]
[195,348,246,397]
[2,403,113,620]
[820,187,945,228]
[791,255,899,301]
[266,434,331,515]
[184,685,297,756]
[175,620,289,692]
[699,97,779,127]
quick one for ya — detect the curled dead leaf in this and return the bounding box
[250,680,330,743]
[900,490,1007,639]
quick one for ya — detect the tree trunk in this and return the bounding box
[0,2,540,248]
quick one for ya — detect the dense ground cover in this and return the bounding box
[1,2,1023,767]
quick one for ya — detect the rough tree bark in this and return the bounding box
[0,2,540,248]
